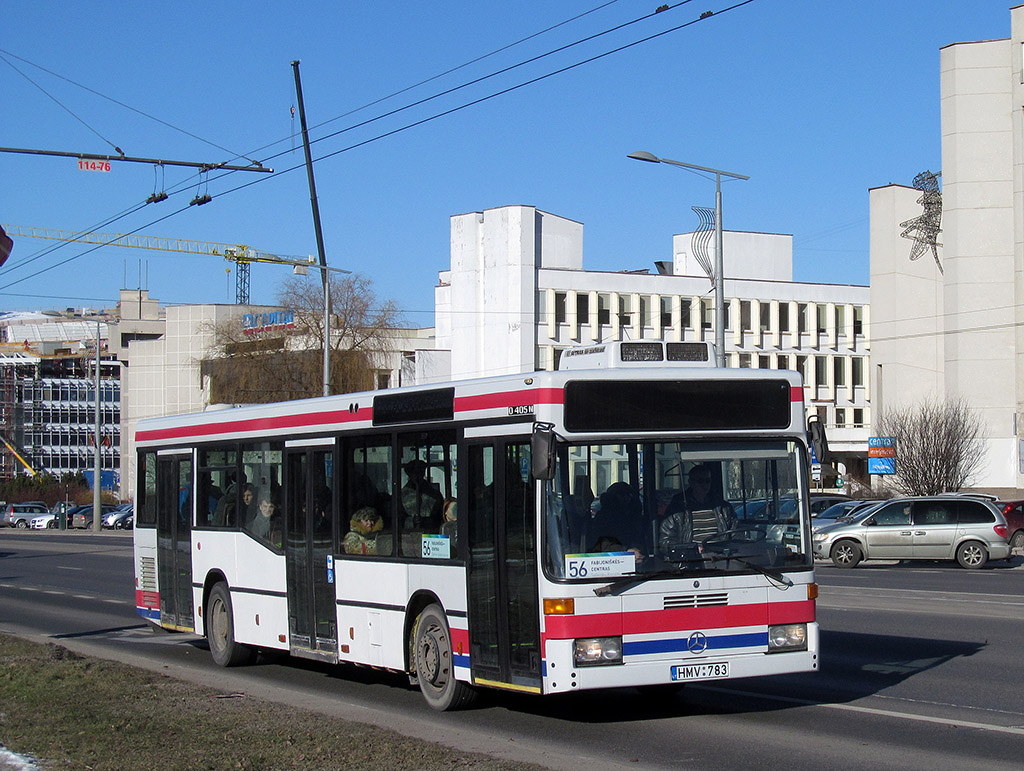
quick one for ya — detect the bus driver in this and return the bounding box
[659,464,736,557]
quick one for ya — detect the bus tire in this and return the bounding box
[412,604,476,711]
[830,540,861,568]
[207,583,256,667]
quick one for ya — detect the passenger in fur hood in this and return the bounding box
[343,507,383,554]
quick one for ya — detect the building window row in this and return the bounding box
[547,290,867,350]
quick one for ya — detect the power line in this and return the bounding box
[0,48,260,165]
[1,1,753,291]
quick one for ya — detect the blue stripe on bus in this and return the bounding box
[453,653,471,669]
[137,607,160,622]
[623,631,767,657]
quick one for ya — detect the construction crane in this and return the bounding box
[0,431,36,477]
[2,225,310,304]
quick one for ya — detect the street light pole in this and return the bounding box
[628,151,749,368]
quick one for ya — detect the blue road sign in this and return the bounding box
[868,457,896,475]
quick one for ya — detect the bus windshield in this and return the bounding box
[543,440,811,581]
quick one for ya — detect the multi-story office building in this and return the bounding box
[434,205,871,483]
[0,315,120,487]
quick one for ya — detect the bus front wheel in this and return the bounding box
[207,583,256,667]
[412,604,476,711]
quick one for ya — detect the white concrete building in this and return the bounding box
[435,205,871,482]
[870,5,1024,495]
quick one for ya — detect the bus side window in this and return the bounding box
[345,440,393,557]
[398,433,457,558]
[197,448,238,529]
[239,443,284,549]
[137,451,158,527]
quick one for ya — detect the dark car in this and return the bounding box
[71,504,118,529]
[996,500,1024,550]
[808,493,852,516]
[812,500,882,532]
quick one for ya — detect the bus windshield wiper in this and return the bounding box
[702,553,793,588]
[594,555,794,596]
[593,569,685,597]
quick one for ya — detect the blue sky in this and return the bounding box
[0,1,1012,326]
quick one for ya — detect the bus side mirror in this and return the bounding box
[807,416,829,464]
[531,422,558,481]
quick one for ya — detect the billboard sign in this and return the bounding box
[868,436,896,475]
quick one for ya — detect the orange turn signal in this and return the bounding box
[543,598,575,615]
[807,583,818,600]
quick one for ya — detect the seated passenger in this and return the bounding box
[249,494,282,547]
[589,481,645,564]
[440,498,457,539]
[343,507,384,555]
[400,459,444,531]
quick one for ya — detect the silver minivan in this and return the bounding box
[812,496,1011,569]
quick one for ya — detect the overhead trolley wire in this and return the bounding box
[0,0,754,292]
[0,48,260,166]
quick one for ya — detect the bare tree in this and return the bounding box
[202,273,402,404]
[875,397,987,495]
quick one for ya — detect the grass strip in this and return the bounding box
[0,633,544,770]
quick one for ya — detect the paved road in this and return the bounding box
[2,530,1023,770]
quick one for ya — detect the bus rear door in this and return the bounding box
[156,453,193,631]
[284,444,338,662]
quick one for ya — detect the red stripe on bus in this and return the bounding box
[455,388,564,413]
[450,626,470,654]
[136,408,370,443]
[135,589,159,609]
[791,386,804,403]
[542,599,814,641]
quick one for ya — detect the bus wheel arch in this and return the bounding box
[411,603,476,711]
[404,591,442,672]
[206,580,257,667]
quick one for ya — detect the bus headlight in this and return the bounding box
[574,636,623,666]
[767,623,807,652]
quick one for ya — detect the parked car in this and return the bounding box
[103,506,134,529]
[29,512,58,529]
[70,504,118,529]
[809,493,852,516]
[996,500,1024,550]
[812,500,882,532]
[1,502,50,528]
[116,510,133,530]
[813,496,1010,569]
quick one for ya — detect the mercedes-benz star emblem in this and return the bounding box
[687,632,709,654]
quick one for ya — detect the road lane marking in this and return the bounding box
[700,684,1024,736]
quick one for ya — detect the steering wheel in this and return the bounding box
[699,526,767,551]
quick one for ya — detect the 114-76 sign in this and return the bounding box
[868,436,896,475]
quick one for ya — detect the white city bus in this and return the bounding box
[133,340,819,710]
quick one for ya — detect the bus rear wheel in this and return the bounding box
[207,583,256,667]
[412,604,475,711]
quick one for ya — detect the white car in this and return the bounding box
[29,512,57,529]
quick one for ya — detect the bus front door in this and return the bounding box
[284,447,338,662]
[156,454,193,631]
[466,442,542,694]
